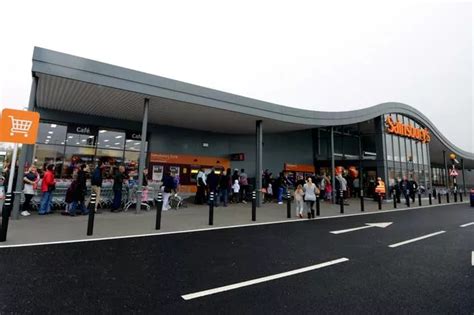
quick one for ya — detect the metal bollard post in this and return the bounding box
[393,192,397,209]
[339,190,344,214]
[429,193,432,205]
[155,192,163,230]
[316,194,320,216]
[454,191,458,203]
[459,192,463,202]
[378,194,382,210]
[446,192,450,203]
[0,193,13,242]
[286,192,291,219]
[87,193,97,236]
[360,189,364,212]
[438,192,441,204]
[406,191,410,207]
[209,192,214,225]
[252,191,257,221]
[418,193,422,207]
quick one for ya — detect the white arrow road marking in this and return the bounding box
[181,257,349,300]
[460,222,474,228]
[388,231,446,248]
[330,222,393,234]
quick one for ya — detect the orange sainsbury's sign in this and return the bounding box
[385,116,431,143]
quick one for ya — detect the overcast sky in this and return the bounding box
[0,0,472,152]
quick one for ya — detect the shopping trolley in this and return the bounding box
[9,115,32,137]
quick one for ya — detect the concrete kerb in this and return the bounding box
[0,201,469,249]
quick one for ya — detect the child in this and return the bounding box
[232,179,240,203]
[294,184,305,218]
[265,183,273,203]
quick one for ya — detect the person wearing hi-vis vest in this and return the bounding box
[375,177,386,200]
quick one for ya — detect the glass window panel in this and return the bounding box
[124,151,140,179]
[66,133,96,147]
[97,129,125,150]
[385,134,393,161]
[37,123,67,146]
[423,143,429,165]
[34,144,65,178]
[63,146,96,178]
[96,148,124,179]
[393,131,400,162]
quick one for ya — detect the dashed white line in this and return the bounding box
[388,231,446,248]
[181,257,349,300]
[472,252,474,266]
[460,222,474,228]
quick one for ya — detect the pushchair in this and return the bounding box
[169,193,185,210]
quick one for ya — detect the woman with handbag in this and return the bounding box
[22,165,39,216]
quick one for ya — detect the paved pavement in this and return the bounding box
[0,202,472,313]
[0,196,450,245]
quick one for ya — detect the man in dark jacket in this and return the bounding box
[206,169,219,206]
[69,164,89,216]
[399,176,410,206]
[90,161,103,213]
[111,165,127,212]
[161,171,175,211]
[409,178,418,202]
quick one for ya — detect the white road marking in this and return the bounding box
[181,257,349,300]
[472,252,473,266]
[330,222,392,234]
[460,222,474,228]
[388,231,446,248]
[0,202,466,249]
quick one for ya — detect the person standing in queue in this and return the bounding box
[409,177,418,203]
[90,161,103,213]
[239,169,249,204]
[39,164,56,215]
[111,165,127,212]
[219,169,230,207]
[21,165,39,217]
[195,168,207,205]
[375,177,386,201]
[161,171,175,211]
[399,176,410,206]
[69,164,89,216]
[206,169,219,207]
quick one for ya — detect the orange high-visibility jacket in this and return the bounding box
[375,180,386,194]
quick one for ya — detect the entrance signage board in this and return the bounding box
[67,124,98,136]
[385,116,431,143]
[0,108,40,144]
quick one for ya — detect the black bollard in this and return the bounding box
[378,194,382,210]
[339,190,344,214]
[0,193,13,242]
[316,194,320,216]
[406,191,410,208]
[459,192,463,202]
[86,193,97,236]
[286,192,291,219]
[252,191,257,221]
[446,192,450,203]
[429,193,432,205]
[360,189,364,212]
[155,192,163,230]
[418,193,422,207]
[393,192,397,209]
[454,191,458,203]
[438,192,441,204]
[209,192,214,225]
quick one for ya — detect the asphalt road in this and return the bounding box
[0,203,472,314]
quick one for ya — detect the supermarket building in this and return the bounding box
[12,47,474,215]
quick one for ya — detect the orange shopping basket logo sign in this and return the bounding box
[0,108,40,144]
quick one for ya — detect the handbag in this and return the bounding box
[48,183,56,192]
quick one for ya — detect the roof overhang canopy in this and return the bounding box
[31,47,474,167]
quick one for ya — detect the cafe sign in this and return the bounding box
[385,116,431,143]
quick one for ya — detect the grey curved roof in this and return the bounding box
[31,47,474,163]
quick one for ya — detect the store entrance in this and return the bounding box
[362,167,377,198]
